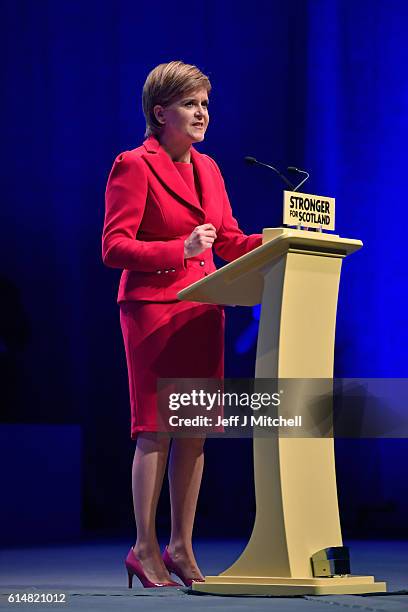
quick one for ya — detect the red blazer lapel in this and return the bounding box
[190,146,213,215]
[141,136,204,217]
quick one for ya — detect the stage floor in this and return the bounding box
[1,539,407,611]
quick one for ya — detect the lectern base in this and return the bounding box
[191,575,387,596]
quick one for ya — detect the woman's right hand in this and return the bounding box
[184,223,217,259]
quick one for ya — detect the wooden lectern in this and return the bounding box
[177,228,386,596]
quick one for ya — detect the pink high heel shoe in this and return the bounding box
[125,547,181,588]
[162,546,205,587]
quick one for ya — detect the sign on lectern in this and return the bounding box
[283,190,335,231]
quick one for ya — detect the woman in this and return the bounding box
[102,61,262,588]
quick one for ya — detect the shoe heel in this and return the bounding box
[127,570,133,589]
[125,547,181,588]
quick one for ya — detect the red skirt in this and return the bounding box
[119,301,225,439]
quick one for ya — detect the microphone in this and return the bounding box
[287,166,310,192]
[244,156,295,190]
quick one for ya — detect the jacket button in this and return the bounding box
[171,268,176,273]
[164,269,169,273]
[156,270,162,274]
[200,260,205,266]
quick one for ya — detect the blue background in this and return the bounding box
[1,0,407,542]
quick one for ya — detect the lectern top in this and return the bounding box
[177,227,362,306]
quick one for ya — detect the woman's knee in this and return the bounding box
[136,432,171,454]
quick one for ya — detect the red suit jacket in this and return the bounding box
[102,136,262,302]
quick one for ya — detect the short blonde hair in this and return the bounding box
[142,61,211,137]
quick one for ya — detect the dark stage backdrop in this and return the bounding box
[1,0,407,541]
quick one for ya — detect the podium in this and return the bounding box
[177,228,386,596]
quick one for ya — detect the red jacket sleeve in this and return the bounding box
[206,157,263,261]
[102,152,186,272]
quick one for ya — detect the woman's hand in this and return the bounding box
[184,223,217,258]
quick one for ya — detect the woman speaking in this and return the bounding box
[102,61,262,588]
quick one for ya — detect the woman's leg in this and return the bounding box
[132,432,173,582]
[167,437,206,579]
